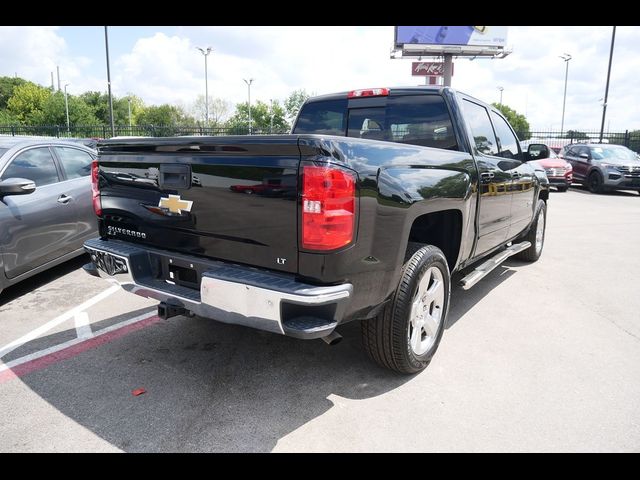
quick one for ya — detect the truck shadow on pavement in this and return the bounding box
[10,260,519,452]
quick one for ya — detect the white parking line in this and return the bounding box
[0,310,157,373]
[0,285,120,359]
[74,312,93,340]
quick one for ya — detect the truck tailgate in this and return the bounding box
[97,136,300,273]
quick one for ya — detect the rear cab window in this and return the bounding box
[294,93,458,150]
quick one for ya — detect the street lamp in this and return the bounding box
[127,97,132,129]
[64,83,70,134]
[196,46,213,127]
[559,53,572,137]
[497,86,504,104]
[269,98,274,134]
[243,78,254,134]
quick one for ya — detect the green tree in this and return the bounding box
[564,129,588,140]
[0,76,27,109]
[284,89,311,124]
[226,100,288,133]
[136,104,196,136]
[191,95,231,126]
[491,102,530,140]
[0,109,20,124]
[7,82,51,124]
[34,91,100,126]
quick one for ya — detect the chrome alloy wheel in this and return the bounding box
[535,209,545,255]
[408,266,445,355]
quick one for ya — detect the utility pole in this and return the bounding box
[269,99,274,134]
[243,78,254,134]
[599,26,616,143]
[104,26,115,137]
[64,83,70,134]
[56,65,61,92]
[128,97,132,128]
[50,72,55,91]
[498,86,504,104]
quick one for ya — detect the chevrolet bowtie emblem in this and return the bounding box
[158,194,193,214]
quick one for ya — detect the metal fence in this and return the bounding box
[1,124,639,153]
[517,130,640,153]
[0,124,289,139]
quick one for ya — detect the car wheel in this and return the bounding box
[361,243,450,374]
[556,186,568,192]
[588,171,604,194]
[516,200,546,262]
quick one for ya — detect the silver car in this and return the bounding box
[561,143,640,194]
[0,137,98,296]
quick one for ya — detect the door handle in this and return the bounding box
[57,194,73,204]
[480,172,495,182]
[511,172,522,179]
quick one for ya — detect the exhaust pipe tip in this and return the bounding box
[321,330,343,346]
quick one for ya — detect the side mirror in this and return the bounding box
[527,143,550,160]
[579,153,590,160]
[0,178,36,196]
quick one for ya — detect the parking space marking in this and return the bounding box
[0,311,160,384]
[0,285,120,359]
[74,312,93,340]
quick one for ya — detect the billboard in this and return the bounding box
[395,26,507,48]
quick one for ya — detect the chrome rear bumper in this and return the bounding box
[83,238,352,339]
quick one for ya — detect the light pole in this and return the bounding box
[243,78,254,134]
[599,26,616,143]
[196,47,213,127]
[269,98,274,134]
[64,83,70,134]
[127,97,132,129]
[559,53,572,138]
[497,86,504,104]
[104,26,115,137]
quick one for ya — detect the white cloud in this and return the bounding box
[0,26,638,132]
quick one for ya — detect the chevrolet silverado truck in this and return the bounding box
[83,86,549,374]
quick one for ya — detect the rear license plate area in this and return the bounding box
[159,256,201,290]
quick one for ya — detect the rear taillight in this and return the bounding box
[347,88,389,98]
[302,165,356,251]
[91,160,102,216]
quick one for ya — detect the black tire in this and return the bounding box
[361,244,450,374]
[556,186,568,192]
[588,171,604,194]
[516,200,546,262]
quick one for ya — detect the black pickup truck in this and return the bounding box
[83,86,549,374]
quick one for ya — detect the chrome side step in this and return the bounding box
[459,242,531,290]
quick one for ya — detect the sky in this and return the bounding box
[0,26,637,132]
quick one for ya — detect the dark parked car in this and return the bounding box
[0,137,98,296]
[561,143,640,194]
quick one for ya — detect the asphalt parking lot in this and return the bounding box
[1,185,639,452]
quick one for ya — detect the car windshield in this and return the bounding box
[591,146,636,161]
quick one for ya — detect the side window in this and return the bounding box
[54,147,94,179]
[463,100,498,156]
[490,111,521,160]
[1,147,59,187]
[579,146,591,158]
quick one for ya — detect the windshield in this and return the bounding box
[294,94,458,150]
[591,146,637,161]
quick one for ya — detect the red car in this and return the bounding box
[525,143,573,192]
